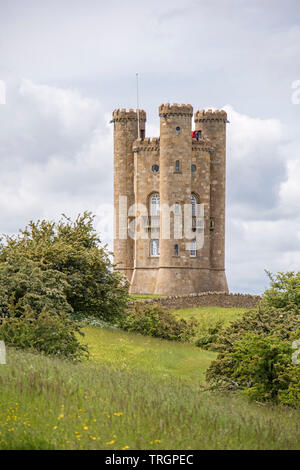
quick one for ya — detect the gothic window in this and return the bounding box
[150,239,160,257]
[150,193,160,216]
[190,239,196,257]
[174,244,179,256]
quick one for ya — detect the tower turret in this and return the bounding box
[155,103,195,295]
[112,108,146,282]
[194,109,228,291]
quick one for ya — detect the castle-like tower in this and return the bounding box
[112,103,228,295]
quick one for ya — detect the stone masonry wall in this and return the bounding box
[130,292,261,310]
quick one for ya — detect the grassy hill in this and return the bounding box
[1,308,300,450]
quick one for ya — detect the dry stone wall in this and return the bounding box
[130,292,261,310]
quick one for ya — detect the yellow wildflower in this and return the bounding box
[113,412,123,417]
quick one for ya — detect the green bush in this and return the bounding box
[206,333,292,401]
[0,256,72,318]
[0,306,88,361]
[206,271,300,406]
[0,212,128,322]
[119,303,200,342]
[194,320,224,350]
[278,365,300,408]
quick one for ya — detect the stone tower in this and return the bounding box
[112,103,228,295]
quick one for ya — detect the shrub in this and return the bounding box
[206,333,292,401]
[278,365,300,408]
[0,212,128,321]
[206,271,300,406]
[0,306,88,361]
[194,320,224,350]
[0,256,72,319]
[119,303,200,342]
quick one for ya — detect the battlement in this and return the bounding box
[159,103,193,117]
[133,137,160,152]
[194,109,227,122]
[192,137,214,153]
[112,108,146,122]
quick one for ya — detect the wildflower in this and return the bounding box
[83,425,88,430]
[154,439,161,444]
[122,445,130,450]
[113,412,123,417]
[58,413,64,420]
[53,426,58,430]
[106,439,115,445]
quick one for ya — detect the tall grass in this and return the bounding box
[0,344,300,450]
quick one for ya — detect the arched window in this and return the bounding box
[150,193,160,216]
[190,194,197,217]
[175,160,180,172]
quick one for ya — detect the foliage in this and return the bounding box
[278,364,300,408]
[263,270,300,310]
[0,306,88,361]
[0,212,128,321]
[0,256,72,319]
[119,303,200,342]
[206,272,300,406]
[194,320,224,350]
[207,333,292,401]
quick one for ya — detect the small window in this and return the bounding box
[210,218,215,230]
[175,160,180,172]
[190,239,196,257]
[175,202,180,214]
[190,194,197,217]
[150,239,160,257]
[152,164,159,173]
[140,129,145,140]
[174,244,179,256]
[191,164,196,173]
[176,126,181,131]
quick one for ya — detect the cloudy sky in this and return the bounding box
[0,0,300,294]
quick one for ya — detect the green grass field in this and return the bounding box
[173,305,247,329]
[83,325,216,381]
[1,306,300,450]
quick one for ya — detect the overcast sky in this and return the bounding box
[0,0,300,294]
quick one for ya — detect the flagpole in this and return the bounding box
[136,72,140,138]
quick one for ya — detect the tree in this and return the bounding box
[0,212,128,322]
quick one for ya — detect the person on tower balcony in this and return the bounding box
[192,130,200,140]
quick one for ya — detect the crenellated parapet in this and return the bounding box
[194,109,227,123]
[112,108,146,122]
[133,137,160,153]
[159,103,193,117]
[192,137,214,153]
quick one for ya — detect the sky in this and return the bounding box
[0,0,300,294]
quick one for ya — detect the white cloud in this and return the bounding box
[0,78,113,242]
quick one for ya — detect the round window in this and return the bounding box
[176,126,181,131]
[191,164,196,172]
[152,164,159,173]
